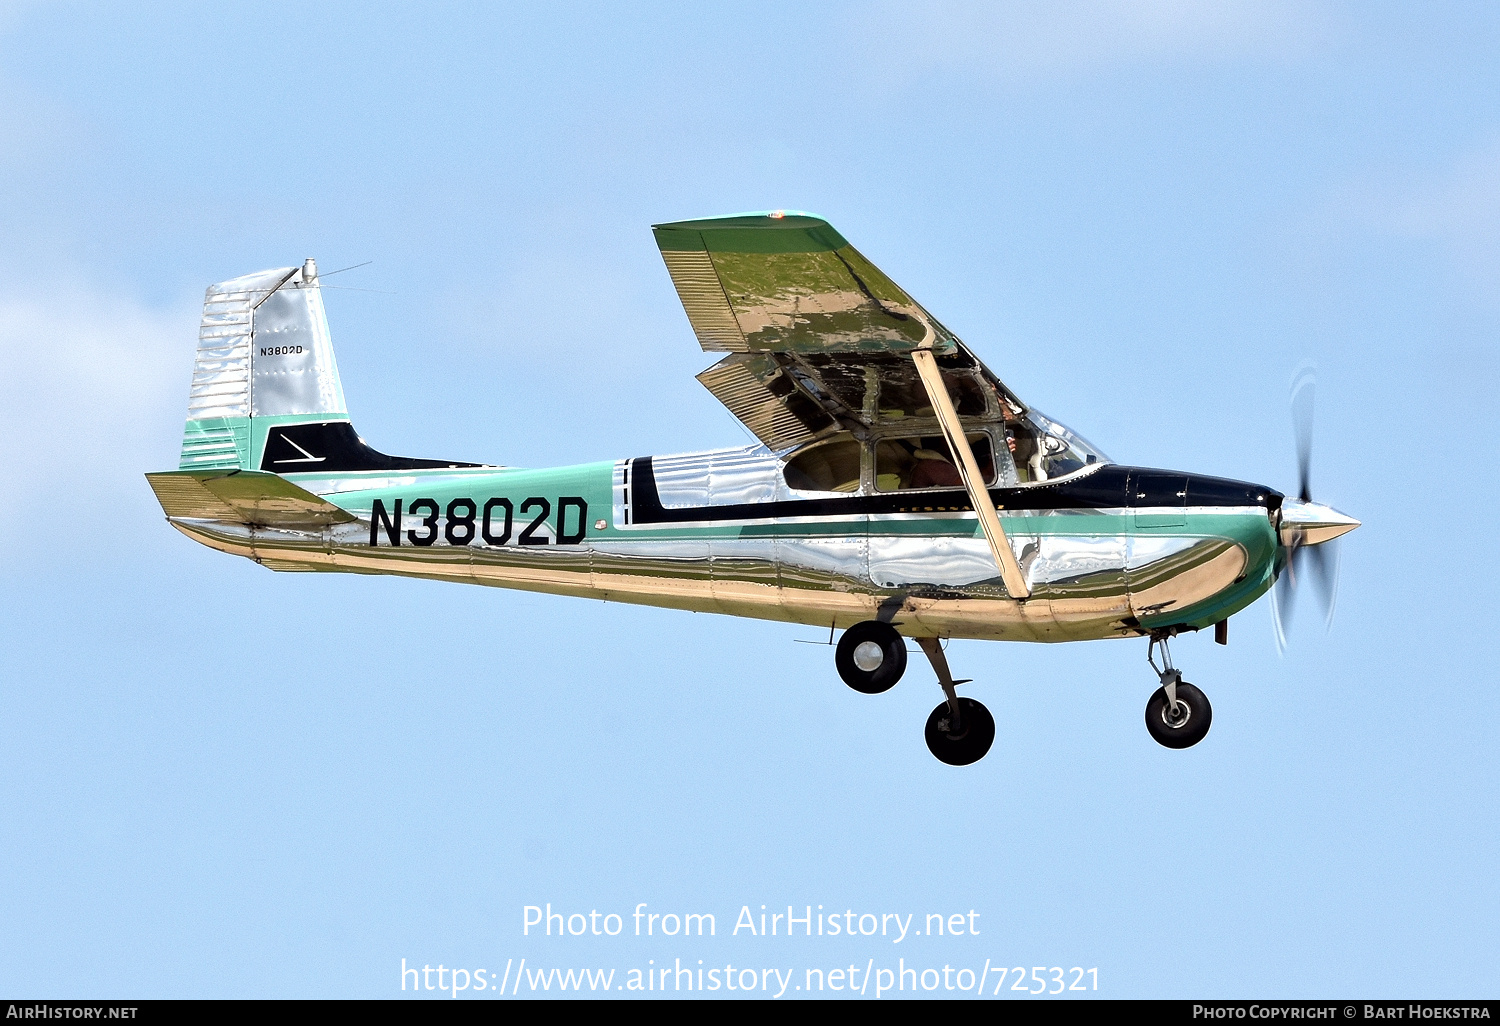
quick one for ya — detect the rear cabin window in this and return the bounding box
[875,434,994,492]
[783,437,863,493]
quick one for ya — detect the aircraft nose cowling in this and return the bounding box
[1180,472,1281,510]
[1278,497,1360,546]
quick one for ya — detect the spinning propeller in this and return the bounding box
[1270,367,1358,651]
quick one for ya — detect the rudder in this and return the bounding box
[179,259,348,471]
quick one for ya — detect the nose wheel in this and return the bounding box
[1145,635,1212,749]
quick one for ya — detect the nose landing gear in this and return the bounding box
[1145,634,1212,749]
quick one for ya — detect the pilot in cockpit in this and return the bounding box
[875,435,993,491]
[908,446,964,489]
[1005,424,1041,482]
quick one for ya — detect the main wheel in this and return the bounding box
[1144,681,1212,749]
[835,621,907,694]
[924,697,996,766]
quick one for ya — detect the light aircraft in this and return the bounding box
[147,212,1358,765]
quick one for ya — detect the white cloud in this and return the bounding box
[0,282,197,561]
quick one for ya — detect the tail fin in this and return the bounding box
[178,259,348,471]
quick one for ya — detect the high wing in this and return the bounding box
[654,211,962,356]
[654,211,1034,598]
[653,212,1027,451]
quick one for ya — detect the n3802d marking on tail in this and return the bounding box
[148,213,1360,765]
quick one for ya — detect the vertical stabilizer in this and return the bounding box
[179,261,348,470]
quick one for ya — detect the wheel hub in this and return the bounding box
[1162,700,1190,729]
[852,640,885,672]
[937,717,968,740]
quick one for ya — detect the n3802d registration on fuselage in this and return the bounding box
[147,212,1359,765]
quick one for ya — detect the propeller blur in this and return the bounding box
[1272,368,1359,650]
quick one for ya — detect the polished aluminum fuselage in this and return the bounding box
[168,445,1281,643]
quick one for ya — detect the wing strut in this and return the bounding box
[910,348,1031,599]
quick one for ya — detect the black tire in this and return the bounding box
[1144,681,1212,749]
[835,621,907,694]
[924,697,996,766]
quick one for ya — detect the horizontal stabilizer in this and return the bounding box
[146,470,357,529]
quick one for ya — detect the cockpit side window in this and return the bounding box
[783,436,863,493]
[874,434,994,492]
[1005,410,1109,483]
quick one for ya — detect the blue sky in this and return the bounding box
[1,0,1497,999]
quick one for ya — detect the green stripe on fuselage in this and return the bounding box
[275,459,1277,631]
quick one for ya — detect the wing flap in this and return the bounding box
[696,354,839,450]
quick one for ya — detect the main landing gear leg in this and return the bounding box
[916,637,995,766]
[916,637,966,725]
[1144,634,1212,749]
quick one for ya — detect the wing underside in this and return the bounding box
[657,211,1037,595]
[655,212,1024,450]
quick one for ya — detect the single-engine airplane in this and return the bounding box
[148,212,1359,765]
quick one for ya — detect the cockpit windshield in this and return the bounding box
[1005,409,1111,483]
